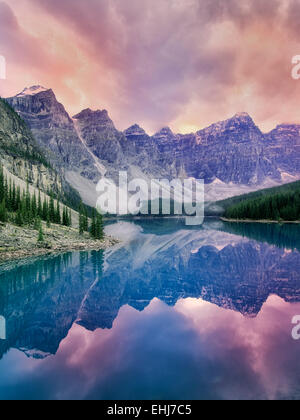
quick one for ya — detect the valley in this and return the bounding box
[2,85,300,263]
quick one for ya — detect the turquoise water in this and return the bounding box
[0,218,300,400]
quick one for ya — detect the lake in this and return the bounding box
[0,218,300,400]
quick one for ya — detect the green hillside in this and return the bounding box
[219,181,300,209]
[0,98,85,212]
[222,181,300,221]
[0,97,104,242]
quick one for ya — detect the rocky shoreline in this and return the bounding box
[0,222,119,265]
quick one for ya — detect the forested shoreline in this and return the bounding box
[224,184,300,222]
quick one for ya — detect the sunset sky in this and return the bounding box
[1,0,300,134]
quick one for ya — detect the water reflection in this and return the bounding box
[0,219,299,400]
[0,252,103,359]
[220,221,300,252]
[0,316,5,340]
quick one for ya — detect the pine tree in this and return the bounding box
[7,179,12,211]
[37,191,43,218]
[63,206,67,226]
[34,216,41,231]
[49,194,55,223]
[15,186,21,212]
[69,209,72,227]
[90,210,96,238]
[83,208,88,232]
[38,221,44,242]
[12,182,16,211]
[3,177,8,207]
[0,199,7,223]
[32,193,37,219]
[0,165,4,203]
[55,200,61,225]
[90,210,104,240]
[95,213,104,240]
[15,204,23,226]
[42,198,49,222]
[25,181,31,213]
[79,203,84,235]
[62,207,65,225]
[46,212,51,228]
[20,193,28,224]
[62,206,71,227]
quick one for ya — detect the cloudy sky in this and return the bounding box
[1,0,300,134]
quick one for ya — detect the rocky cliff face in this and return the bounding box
[7,88,101,182]
[0,97,83,208]
[73,108,124,166]
[0,98,61,195]
[265,124,300,175]
[6,87,300,205]
[182,113,281,184]
[121,124,170,176]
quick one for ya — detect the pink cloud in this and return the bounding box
[1,0,300,134]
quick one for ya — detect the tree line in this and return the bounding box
[0,165,71,227]
[225,188,300,221]
[0,164,104,240]
[78,202,104,240]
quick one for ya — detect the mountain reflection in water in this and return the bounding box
[0,219,300,400]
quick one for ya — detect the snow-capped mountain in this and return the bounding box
[15,85,49,97]
[6,86,300,206]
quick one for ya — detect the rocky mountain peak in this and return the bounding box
[226,112,257,128]
[5,84,300,199]
[232,112,252,120]
[7,86,71,125]
[73,108,109,121]
[73,108,116,132]
[196,112,261,146]
[73,108,93,118]
[15,85,50,97]
[154,127,174,137]
[5,88,102,185]
[124,124,147,137]
[266,124,300,146]
[272,123,300,133]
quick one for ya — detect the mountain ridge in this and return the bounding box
[8,85,300,139]
[5,86,300,206]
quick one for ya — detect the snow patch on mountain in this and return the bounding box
[16,85,49,97]
[279,170,300,183]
